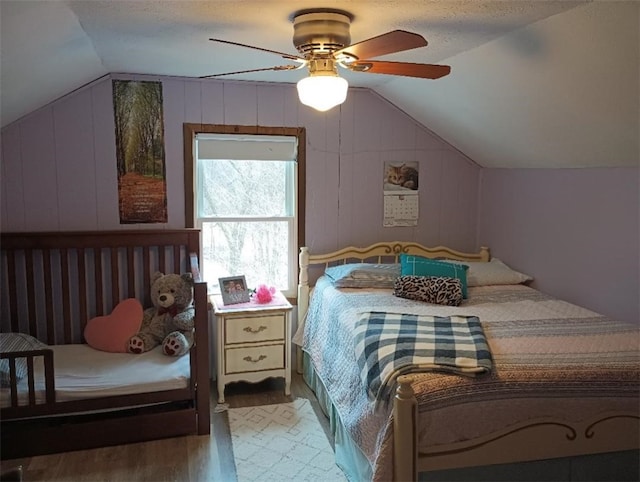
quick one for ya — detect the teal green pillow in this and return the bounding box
[400,254,469,298]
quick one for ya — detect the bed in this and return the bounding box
[295,241,640,482]
[0,229,210,460]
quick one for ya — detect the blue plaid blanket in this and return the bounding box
[354,311,492,401]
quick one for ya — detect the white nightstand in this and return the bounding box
[212,291,293,403]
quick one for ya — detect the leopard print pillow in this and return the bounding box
[393,275,463,306]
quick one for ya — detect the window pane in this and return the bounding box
[201,220,291,292]
[198,159,292,217]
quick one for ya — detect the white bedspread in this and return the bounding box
[1,344,190,407]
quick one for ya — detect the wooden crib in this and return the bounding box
[0,229,210,459]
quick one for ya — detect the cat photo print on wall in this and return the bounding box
[383,162,419,192]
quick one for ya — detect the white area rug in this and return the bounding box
[228,398,347,481]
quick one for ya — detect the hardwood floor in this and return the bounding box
[1,373,333,482]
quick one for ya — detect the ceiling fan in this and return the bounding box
[200,9,451,111]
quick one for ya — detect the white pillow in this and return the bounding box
[444,258,532,286]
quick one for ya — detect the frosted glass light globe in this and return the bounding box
[297,75,348,112]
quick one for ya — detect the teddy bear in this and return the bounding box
[127,272,195,357]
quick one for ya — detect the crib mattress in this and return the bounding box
[1,344,190,407]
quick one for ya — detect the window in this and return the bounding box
[184,125,305,299]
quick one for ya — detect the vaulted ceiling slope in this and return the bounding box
[1,1,638,168]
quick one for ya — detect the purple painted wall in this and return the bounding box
[0,74,480,253]
[3,73,634,324]
[478,167,639,324]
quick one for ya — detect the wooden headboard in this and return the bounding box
[297,240,489,318]
[300,241,490,268]
[1,229,202,345]
[298,241,490,296]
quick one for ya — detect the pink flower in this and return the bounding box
[253,284,275,303]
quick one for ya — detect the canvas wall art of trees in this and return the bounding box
[113,80,167,223]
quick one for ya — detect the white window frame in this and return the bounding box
[185,126,304,299]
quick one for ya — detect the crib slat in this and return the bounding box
[173,245,180,274]
[61,248,72,344]
[43,248,55,345]
[159,246,167,275]
[94,248,103,316]
[27,357,36,406]
[143,246,151,307]
[111,247,119,304]
[77,248,88,339]
[127,246,135,299]
[25,249,37,338]
[9,359,18,407]
[7,251,19,332]
[44,352,55,404]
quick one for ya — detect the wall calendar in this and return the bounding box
[383,193,419,227]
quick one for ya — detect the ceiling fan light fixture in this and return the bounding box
[205,10,449,106]
[297,73,348,112]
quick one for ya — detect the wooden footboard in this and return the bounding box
[0,229,210,459]
[393,376,639,481]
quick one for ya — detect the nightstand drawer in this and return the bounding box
[225,344,284,374]
[225,314,285,344]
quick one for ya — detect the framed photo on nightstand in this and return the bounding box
[219,275,250,305]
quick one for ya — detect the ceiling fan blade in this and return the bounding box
[334,30,427,61]
[348,60,451,79]
[200,65,301,79]
[209,38,305,62]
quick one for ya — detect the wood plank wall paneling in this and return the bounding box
[20,108,59,231]
[0,74,480,256]
[53,89,98,230]
[1,124,25,231]
[163,78,187,228]
[388,104,416,151]
[1,133,7,230]
[223,83,258,126]
[201,82,225,125]
[282,83,300,127]
[184,80,203,123]
[92,78,120,228]
[257,84,286,126]
[422,151,444,247]
[300,95,337,252]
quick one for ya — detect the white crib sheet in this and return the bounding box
[1,344,190,407]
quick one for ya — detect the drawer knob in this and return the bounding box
[243,355,267,363]
[243,325,267,334]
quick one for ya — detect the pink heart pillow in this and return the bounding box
[84,299,143,353]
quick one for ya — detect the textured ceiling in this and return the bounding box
[1,0,638,168]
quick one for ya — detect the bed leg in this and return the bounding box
[296,346,303,375]
[394,375,417,482]
[296,247,310,375]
